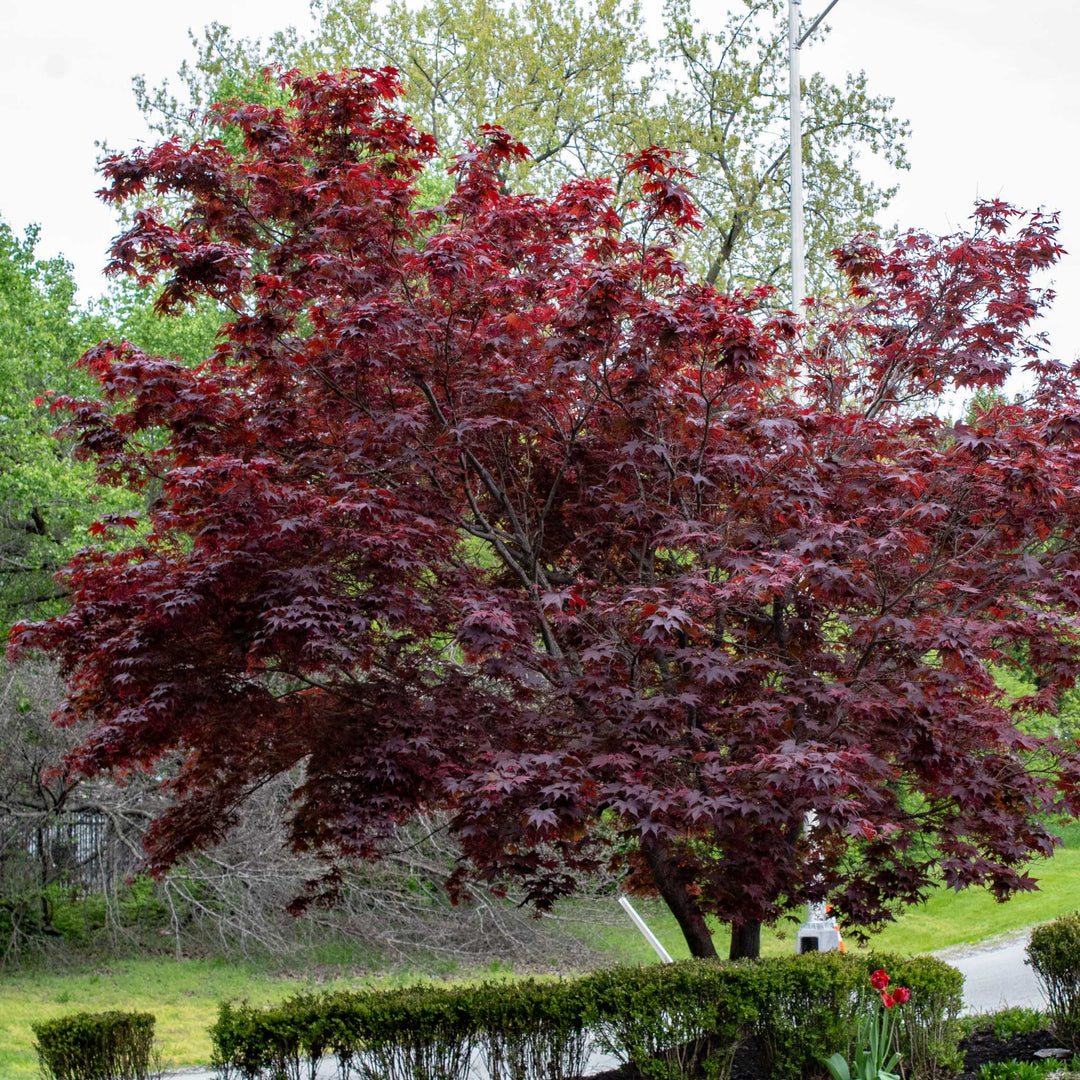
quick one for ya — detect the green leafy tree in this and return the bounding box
[0,222,114,628]
[133,0,907,294]
[659,0,907,291]
[0,221,220,631]
[92,280,224,371]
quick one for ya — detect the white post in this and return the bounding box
[790,0,845,956]
[796,812,843,953]
[789,0,804,314]
[804,809,818,928]
[618,896,674,963]
[791,9,811,928]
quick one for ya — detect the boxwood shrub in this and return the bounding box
[208,951,963,1080]
[32,1010,159,1080]
[1028,912,1080,1049]
[746,952,863,1080]
[582,960,758,1080]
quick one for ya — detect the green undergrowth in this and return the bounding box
[962,1006,1049,1040]
[974,1058,1080,1080]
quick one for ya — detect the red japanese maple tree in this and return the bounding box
[14,68,1080,959]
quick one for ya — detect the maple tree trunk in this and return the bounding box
[728,918,761,960]
[639,834,718,959]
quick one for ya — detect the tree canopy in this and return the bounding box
[13,70,1080,960]
[134,0,907,294]
[0,219,228,633]
[0,222,114,628]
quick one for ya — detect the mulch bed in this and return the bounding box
[955,1027,1070,1077]
[586,1028,1070,1080]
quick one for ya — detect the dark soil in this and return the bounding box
[585,1027,1070,1080]
[955,1027,1070,1077]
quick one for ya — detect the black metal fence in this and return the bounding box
[9,810,138,893]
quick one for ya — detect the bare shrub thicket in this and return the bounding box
[0,658,618,968]
[168,792,620,967]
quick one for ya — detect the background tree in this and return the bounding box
[133,0,907,294]
[0,657,85,956]
[658,0,906,291]
[0,656,155,961]
[14,71,1080,961]
[0,222,113,629]
[0,220,225,634]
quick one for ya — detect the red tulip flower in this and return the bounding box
[824,970,910,1080]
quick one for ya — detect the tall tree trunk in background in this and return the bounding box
[729,918,761,959]
[639,834,718,959]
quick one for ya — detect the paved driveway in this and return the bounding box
[932,928,1047,1014]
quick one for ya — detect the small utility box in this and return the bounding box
[796,903,843,953]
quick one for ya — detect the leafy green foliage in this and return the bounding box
[585,961,757,1080]
[209,997,325,1080]
[467,980,592,1080]
[32,1011,159,1080]
[339,985,478,1080]
[962,1007,1048,1041]
[211,989,477,1080]
[974,1058,1080,1080]
[0,217,230,634]
[752,953,862,1080]
[207,954,963,1080]
[39,877,169,947]
[0,222,118,628]
[1027,914,1080,1048]
[92,279,226,369]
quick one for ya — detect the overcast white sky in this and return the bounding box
[4,0,1079,360]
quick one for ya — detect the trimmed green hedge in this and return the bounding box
[208,952,964,1080]
[583,961,757,1080]
[469,979,592,1080]
[32,1010,159,1080]
[748,952,862,1080]
[876,953,965,1079]
[1028,912,1080,1049]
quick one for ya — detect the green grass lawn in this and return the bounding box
[4,823,1080,1078]
[572,822,1080,963]
[0,957,446,1079]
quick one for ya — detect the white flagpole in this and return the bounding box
[789,0,805,314]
